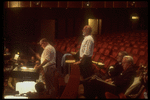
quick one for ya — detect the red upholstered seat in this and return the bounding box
[112,46,119,51]
[126,47,132,54]
[131,48,139,55]
[60,45,66,52]
[119,42,124,46]
[107,44,113,50]
[139,50,146,56]
[136,56,147,67]
[99,55,107,63]
[101,42,108,48]
[76,44,81,49]
[124,43,131,47]
[105,92,127,99]
[108,58,117,67]
[133,44,139,48]
[98,48,105,54]
[105,92,119,99]
[110,50,119,59]
[103,48,111,56]
[100,58,111,74]
[70,48,76,52]
[103,58,111,69]
[132,55,139,65]
[139,45,147,49]
[56,44,62,51]
[93,54,101,62]
[97,43,103,48]
[119,46,126,52]
[66,47,71,53]
[93,47,99,53]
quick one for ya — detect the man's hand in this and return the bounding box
[34,64,38,69]
[105,78,114,84]
[73,61,81,65]
[34,64,42,70]
[105,78,112,82]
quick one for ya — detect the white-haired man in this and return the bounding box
[73,25,94,98]
[74,25,94,79]
[85,55,136,99]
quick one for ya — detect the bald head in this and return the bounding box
[82,25,92,36]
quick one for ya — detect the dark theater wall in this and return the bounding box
[3,7,148,56]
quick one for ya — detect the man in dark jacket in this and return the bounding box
[107,51,128,79]
[85,55,136,99]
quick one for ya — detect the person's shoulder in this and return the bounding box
[47,44,56,51]
[86,35,94,41]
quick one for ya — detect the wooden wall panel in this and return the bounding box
[105,1,113,8]
[9,1,19,8]
[128,1,135,8]
[3,1,148,8]
[135,1,148,8]
[114,1,127,8]
[82,1,89,8]
[41,1,58,8]
[67,1,82,8]
[58,1,67,8]
[19,1,30,7]
[3,1,8,8]
[89,1,104,8]
[66,18,74,37]
[30,1,41,8]
[57,19,66,39]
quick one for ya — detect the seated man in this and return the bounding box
[27,82,56,99]
[107,51,128,78]
[84,55,136,99]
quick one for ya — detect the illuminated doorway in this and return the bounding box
[88,19,102,35]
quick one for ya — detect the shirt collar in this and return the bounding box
[119,62,122,65]
[44,44,50,49]
[84,35,91,38]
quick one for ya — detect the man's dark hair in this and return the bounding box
[120,51,128,57]
[35,82,45,93]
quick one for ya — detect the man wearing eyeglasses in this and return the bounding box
[85,55,136,99]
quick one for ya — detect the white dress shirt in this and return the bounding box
[41,44,56,69]
[79,35,94,58]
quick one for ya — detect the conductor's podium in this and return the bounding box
[11,66,39,81]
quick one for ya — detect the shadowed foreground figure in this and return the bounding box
[84,55,136,99]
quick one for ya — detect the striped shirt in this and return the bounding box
[79,35,94,58]
[41,44,56,69]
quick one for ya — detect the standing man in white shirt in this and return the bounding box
[34,38,57,95]
[74,25,94,98]
[74,25,94,79]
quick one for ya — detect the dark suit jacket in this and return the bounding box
[110,62,123,77]
[112,65,136,93]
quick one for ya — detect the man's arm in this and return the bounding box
[73,55,86,65]
[35,59,49,69]
[35,53,41,60]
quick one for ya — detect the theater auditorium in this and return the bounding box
[3,1,148,99]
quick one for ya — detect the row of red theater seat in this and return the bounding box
[54,31,147,70]
[90,31,148,99]
[55,31,147,99]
